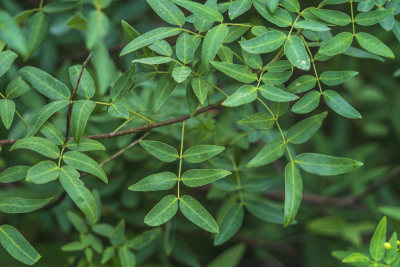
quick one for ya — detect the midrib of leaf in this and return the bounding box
[134,178,177,188]
[287,163,296,223]
[184,148,221,157]
[0,200,49,209]
[182,172,226,181]
[0,227,37,262]
[180,198,216,231]
[294,160,356,167]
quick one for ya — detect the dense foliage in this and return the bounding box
[1,0,400,266]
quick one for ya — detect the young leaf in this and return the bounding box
[207,243,245,267]
[355,9,393,26]
[214,203,244,246]
[101,247,115,264]
[19,66,71,100]
[239,31,287,54]
[176,32,194,64]
[144,195,179,226]
[0,11,27,56]
[11,137,60,159]
[110,220,126,245]
[6,76,30,99]
[26,160,60,184]
[202,25,229,69]
[223,85,258,107]
[246,139,285,168]
[210,61,257,83]
[132,56,172,65]
[291,90,320,114]
[0,197,53,213]
[0,166,30,183]
[118,246,136,267]
[0,51,17,78]
[342,253,371,263]
[61,242,86,252]
[69,65,95,99]
[179,195,219,233]
[191,78,210,105]
[59,166,98,223]
[319,32,353,56]
[323,90,362,119]
[172,66,191,83]
[27,11,48,56]
[86,10,109,49]
[171,0,223,22]
[67,211,88,233]
[63,151,108,183]
[259,85,299,102]
[237,113,275,130]
[286,75,316,94]
[127,228,161,249]
[71,100,96,143]
[139,140,179,162]
[128,172,177,191]
[181,169,231,187]
[0,99,15,129]
[110,67,135,102]
[355,32,394,58]
[369,216,387,262]
[284,35,310,70]
[284,162,303,227]
[153,75,178,112]
[228,0,252,20]
[183,145,225,163]
[319,71,358,86]
[295,153,363,176]
[287,112,328,144]
[309,8,351,25]
[0,225,40,265]
[120,27,180,56]
[67,138,106,152]
[245,200,285,224]
[147,0,186,26]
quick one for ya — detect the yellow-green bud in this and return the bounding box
[384,242,392,250]
[397,240,400,246]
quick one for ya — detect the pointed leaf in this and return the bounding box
[128,172,177,191]
[147,0,186,26]
[246,139,285,168]
[171,0,223,22]
[0,166,30,183]
[320,71,358,86]
[202,25,228,69]
[0,196,53,213]
[0,51,17,78]
[71,100,95,143]
[183,145,225,163]
[139,140,179,162]
[355,9,393,26]
[355,32,394,58]
[26,160,60,184]
[287,75,316,94]
[6,76,30,99]
[118,246,136,267]
[294,20,330,31]
[149,40,172,56]
[0,99,15,129]
[210,61,257,83]
[176,32,194,64]
[323,90,361,119]
[110,67,135,102]
[191,78,210,105]
[370,217,387,262]
[319,32,353,56]
[214,203,244,245]
[67,138,105,152]
[69,65,95,99]
[237,113,274,130]
[228,0,252,20]
[181,169,231,187]
[284,162,303,227]
[291,90,320,114]
[259,84,299,102]
[309,8,351,25]
[172,66,191,83]
[11,137,60,159]
[132,56,172,65]
[86,10,109,50]
[144,195,178,226]
[27,11,48,56]
[245,199,285,224]
[63,151,108,183]
[223,85,258,107]
[287,112,327,144]
[0,11,27,55]
[285,35,310,70]
[153,75,178,112]
[239,31,286,54]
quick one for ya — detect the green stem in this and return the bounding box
[350,0,356,35]
[230,156,244,205]
[128,109,152,124]
[113,116,136,133]
[15,110,28,128]
[177,121,185,199]
[39,0,44,10]
[301,36,323,94]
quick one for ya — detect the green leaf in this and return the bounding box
[253,2,292,27]
[342,253,371,263]
[266,60,291,72]
[101,247,114,264]
[86,10,109,50]
[0,11,27,56]
[287,75,316,94]
[323,90,362,119]
[110,220,126,246]
[295,153,363,176]
[0,50,17,78]
[179,195,219,233]
[319,32,353,56]
[92,41,113,94]
[43,2,78,13]
[153,75,178,112]
[110,67,135,102]
[67,211,88,233]
[172,66,191,83]
[147,0,185,26]
[241,44,262,69]
[228,0,252,20]
[71,100,96,143]
[0,224,40,265]
[261,70,292,85]
[259,84,299,102]
[246,139,285,168]
[176,32,194,64]
[309,8,351,26]
[108,102,129,119]
[171,0,223,22]
[294,20,330,31]
[207,243,245,267]
[191,78,210,105]
[384,232,397,264]
[38,124,63,144]
[118,246,136,267]
[68,65,95,99]
[59,166,98,223]
[224,25,249,44]
[237,113,275,130]
[120,27,180,56]
[245,200,285,224]
[223,85,258,107]
[319,71,358,86]
[280,0,300,12]
[202,25,228,70]
[291,90,320,114]
[11,137,60,159]
[0,99,15,129]
[355,9,393,26]
[0,166,29,183]
[144,195,178,226]
[369,216,387,262]
[284,162,303,227]
[127,228,161,250]
[210,61,257,83]
[0,196,53,213]
[26,160,60,184]
[284,35,310,70]
[128,172,177,191]
[63,151,108,183]
[26,100,69,137]
[132,56,172,65]
[355,32,394,58]
[67,14,87,31]
[139,140,179,162]
[214,203,243,245]
[20,66,71,100]
[149,40,172,57]
[61,241,86,252]
[67,138,105,152]
[287,112,328,144]
[239,31,287,54]
[181,169,231,187]
[6,76,30,99]
[183,145,225,163]
[27,11,48,57]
